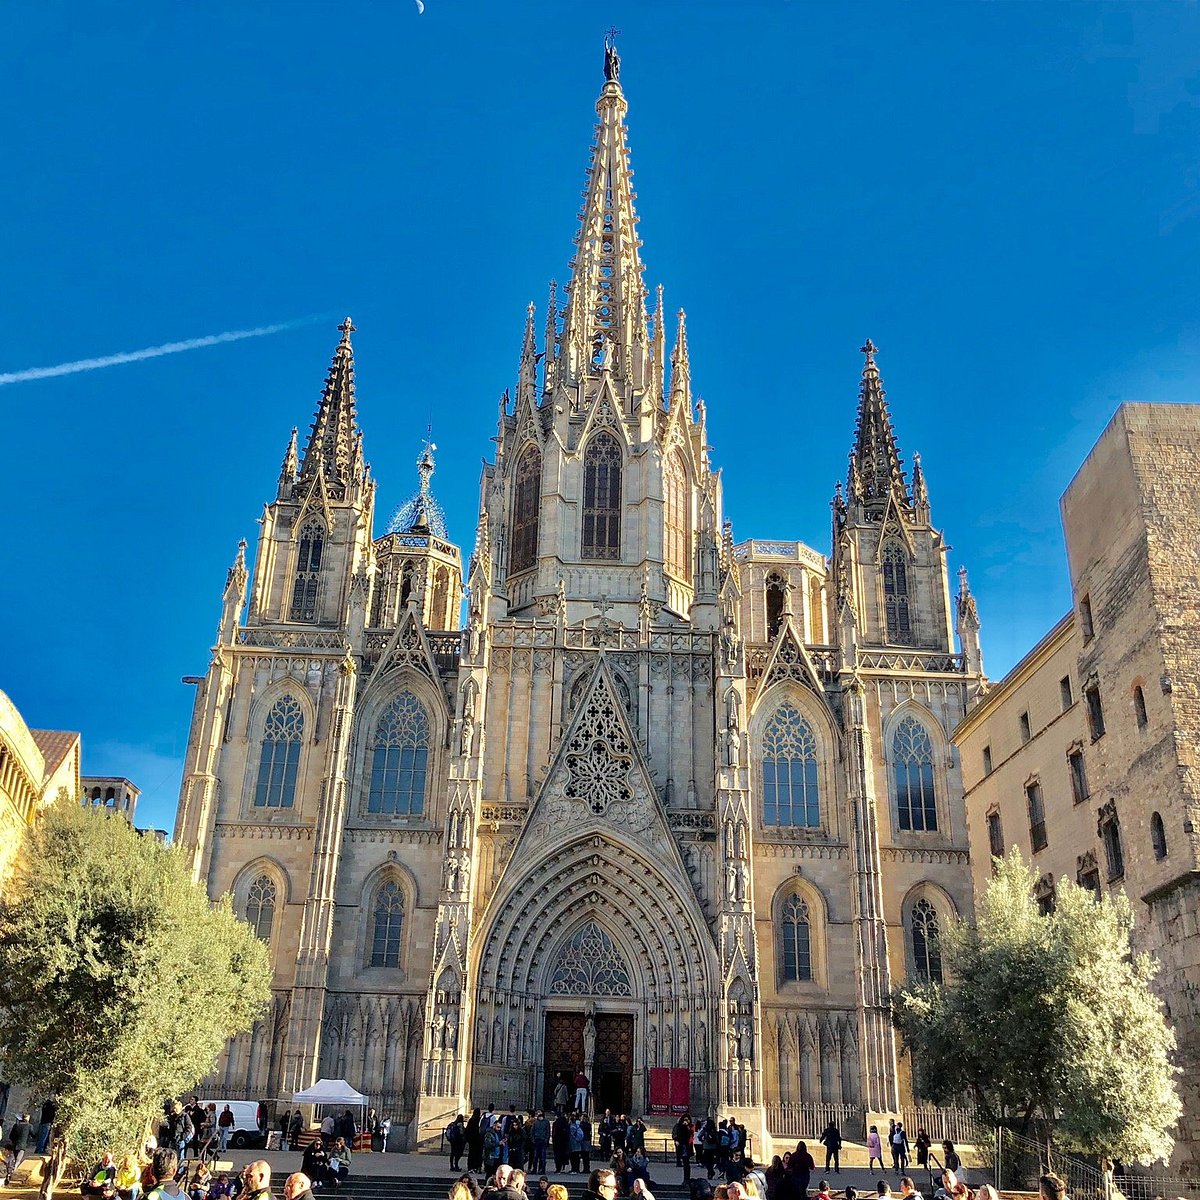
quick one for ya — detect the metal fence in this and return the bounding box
[900,1105,985,1147]
[766,1103,866,1141]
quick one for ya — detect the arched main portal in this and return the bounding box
[469,832,718,1113]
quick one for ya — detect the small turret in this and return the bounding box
[219,539,248,643]
[277,427,299,498]
[956,566,984,679]
[669,308,691,412]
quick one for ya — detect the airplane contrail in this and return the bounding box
[0,316,328,386]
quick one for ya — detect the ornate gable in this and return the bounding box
[756,619,825,699]
[517,654,679,865]
[371,606,441,684]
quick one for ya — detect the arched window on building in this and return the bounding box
[510,444,542,574]
[370,880,405,968]
[762,704,821,828]
[254,695,304,809]
[911,897,943,983]
[779,893,813,983]
[290,519,325,622]
[368,692,430,816]
[664,451,690,580]
[1133,684,1149,730]
[1151,811,1168,861]
[582,433,622,560]
[881,541,913,644]
[245,874,277,942]
[766,572,787,641]
[893,714,938,832]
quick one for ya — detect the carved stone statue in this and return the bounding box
[507,1018,519,1063]
[604,40,621,83]
[696,1019,707,1065]
[679,1023,689,1066]
[583,1011,597,1066]
[523,1020,534,1064]
[725,862,737,902]
[446,1011,458,1050]
[738,1018,754,1061]
[646,1023,657,1067]
[599,336,615,372]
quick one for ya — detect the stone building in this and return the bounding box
[81,775,141,821]
[174,43,985,1145]
[0,689,81,889]
[954,402,1200,1171]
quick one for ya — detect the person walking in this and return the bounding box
[35,1096,57,1157]
[866,1127,883,1173]
[819,1123,841,1175]
[890,1125,909,1173]
[8,1113,34,1171]
[447,1114,467,1171]
[217,1107,235,1153]
[530,1112,550,1175]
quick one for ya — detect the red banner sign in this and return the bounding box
[648,1067,690,1114]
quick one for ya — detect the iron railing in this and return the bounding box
[766,1102,865,1141]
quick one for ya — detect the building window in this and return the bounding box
[1068,746,1089,804]
[1084,677,1106,740]
[1151,811,1168,861]
[765,572,787,641]
[1133,684,1148,730]
[290,519,325,622]
[779,894,813,983]
[1026,779,1047,853]
[1060,676,1073,710]
[245,874,277,942]
[761,704,821,828]
[1034,874,1055,917]
[254,695,304,808]
[1077,852,1101,900]
[881,542,913,645]
[986,809,1004,860]
[582,432,622,560]
[368,692,430,816]
[1098,802,1124,881]
[1019,711,1031,744]
[664,450,690,580]
[911,898,943,984]
[893,715,938,832]
[510,444,541,574]
[982,744,993,775]
[1080,594,1094,641]
[369,880,405,968]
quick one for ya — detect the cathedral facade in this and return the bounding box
[175,45,985,1146]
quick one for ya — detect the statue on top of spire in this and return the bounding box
[604,29,621,83]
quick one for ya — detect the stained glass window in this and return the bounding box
[370,881,405,968]
[368,693,430,816]
[582,433,622,560]
[882,542,912,644]
[762,705,821,828]
[290,519,324,622]
[893,715,937,831]
[664,451,689,580]
[511,445,542,574]
[911,898,942,983]
[549,920,632,996]
[254,696,304,808]
[246,874,277,942]
[780,894,812,982]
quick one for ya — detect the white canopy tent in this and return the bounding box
[292,1078,368,1106]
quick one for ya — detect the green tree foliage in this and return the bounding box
[892,850,1181,1165]
[0,802,271,1171]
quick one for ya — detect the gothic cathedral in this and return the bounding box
[175,44,986,1147]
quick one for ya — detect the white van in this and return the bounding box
[205,1100,267,1150]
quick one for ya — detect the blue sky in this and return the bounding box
[2,2,1198,833]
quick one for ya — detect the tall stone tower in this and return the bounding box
[175,40,983,1148]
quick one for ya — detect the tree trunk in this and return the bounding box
[38,1129,67,1200]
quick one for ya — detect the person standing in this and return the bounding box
[530,1112,550,1175]
[573,1070,589,1115]
[553,1079,570,1117]
[217,1107,235,1153]
[569,1115,585,1174]
[598,1111,614,1159]
[819,1122,841,1175]
[447,1114,467,1171]
[466,1108,483,1173]
[551,1112,570,1174]
[580,1112,592,1174]
[914,1132,931,1171]
[890,1125,909,1173]
[789,1141,815,1200]
[35,1096,57,1157]
[289,1111,304,1152]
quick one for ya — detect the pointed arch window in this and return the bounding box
[245,874,277,942]
[664,450,690,580]
[369,880,405,968]
[368,692,430,816]
[766,572,787,641]
[290,519,325,622]
[762,704,821,828]
[779,894,813,983]
[911,898,943,983]
[254,695,304,808]
[582,432,622,560]
[511,444,542,574]
[893,714,938,832]
[881,541,913,644]
[1151,811,1168,860]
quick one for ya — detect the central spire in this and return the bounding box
[298,317,363,500]
[849,339,909,514]
[557,34,649,390]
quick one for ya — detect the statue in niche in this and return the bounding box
[446,1010,459,1051]
[679,1023,690,1066]
[507,1018,519,1063]
[738,1018,754,1061]
[735,863,749,902]
[583,1010,597,1066]
[523,1021,534,1064]
[723,726,740,769]
[736,821,748,859]
[725,862,737,902]
[696,1019,707,1065]
[432,1012,446,1052]
[492,1016,504,1061]
[646,1024,658,1067]
[476,1014,488,1060]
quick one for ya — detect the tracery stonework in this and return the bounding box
[174,44,985,1151]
